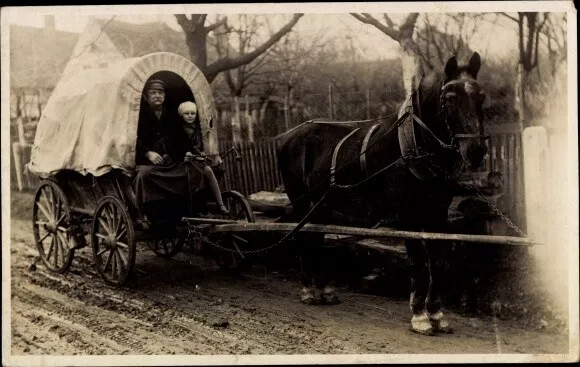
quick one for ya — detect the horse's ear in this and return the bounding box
[444,56,459,79]
[468,52,482,78]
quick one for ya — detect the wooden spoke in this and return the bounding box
[103,206,114,234]
[57,226,69,233]
[111,250,117,278]
[35,220,49,226]
[116,227,127,241]
[115,251,124,278]
[38,231,51,243]
[45,235,55,259]
[116,249,127,266]
[95,233,108,240]
[98,217,112,235]
[37,201,53,222]
[57,231,70,252]
[116,241,128,249]
[97,247,109,257]
[103,250,114,271]
[55,213,66,226]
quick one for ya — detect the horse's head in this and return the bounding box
[439,52,488,170]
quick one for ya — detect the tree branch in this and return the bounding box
[205,14,303,81]
[206,16,228,33]
[383,14,395,29]
[500,12,519,23]
[350,13,400,40]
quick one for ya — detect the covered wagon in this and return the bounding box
[28,52,254,285]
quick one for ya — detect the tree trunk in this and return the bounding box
[515,63,527,130]
[185,31,208,76]
[399,36,422,95]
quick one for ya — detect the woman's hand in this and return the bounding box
[146,151,164,165]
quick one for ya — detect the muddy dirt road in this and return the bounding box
[8,193,569,356]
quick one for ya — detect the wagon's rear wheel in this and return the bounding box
[33,181,76,274]
[91,196,136,286]
[214,190,255,271]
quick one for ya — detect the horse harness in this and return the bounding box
[329,77,488,188]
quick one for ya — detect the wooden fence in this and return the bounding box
[218,140,283,195]
[485,124,525,226]
[218,125,524,223]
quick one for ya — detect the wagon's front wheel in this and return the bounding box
[91,196,136,286]
[214,190,255,271]
[33,181,76,274]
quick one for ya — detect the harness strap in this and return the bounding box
[411,114,453,150]
[360,123,381,177]
[330,128,361,185]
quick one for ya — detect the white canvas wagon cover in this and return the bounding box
[28,52,217,178]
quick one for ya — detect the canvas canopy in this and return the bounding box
[28,52,218,178]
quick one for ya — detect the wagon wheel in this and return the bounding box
[147,233,185,258]
[91,196,136,286]
[214,190,255,271]
[32,181,76,273]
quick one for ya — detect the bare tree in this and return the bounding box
[350,13,420,91]
[543,13,567,77]
[501,12,549,126]
[212,15,282,97]
[415,13,486,70]
[175,13,303,83]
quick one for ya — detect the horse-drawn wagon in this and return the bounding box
[28,52,255,286]
[28,51,539,335]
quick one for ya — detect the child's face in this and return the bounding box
[182,109,197,124]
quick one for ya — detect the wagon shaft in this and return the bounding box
[208,222,542,247]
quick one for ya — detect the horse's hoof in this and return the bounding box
[299,287,318,305]
[411,313,434,336]
[320,286,340,305]
[429,311,453,333]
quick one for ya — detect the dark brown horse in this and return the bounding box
[277,53,487,335]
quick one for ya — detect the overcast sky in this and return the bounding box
[6,4,565,63]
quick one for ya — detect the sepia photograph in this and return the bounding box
[1,2,578,365]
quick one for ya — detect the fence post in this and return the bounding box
[523,126,548,246]
[12,142,24,191]
[327,84,334,119]
[245,94,254,143]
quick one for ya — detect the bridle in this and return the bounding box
[437,79,489,147]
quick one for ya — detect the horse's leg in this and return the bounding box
[404,238,434,335]
[424,206,453,333]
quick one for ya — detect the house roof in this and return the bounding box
[9,25,79,89]
[97,19,192,59]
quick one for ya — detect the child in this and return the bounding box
[178,101,229,215]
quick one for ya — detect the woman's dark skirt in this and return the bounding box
[134,162,205,221]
